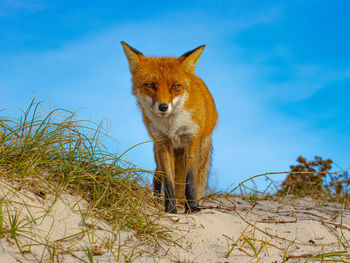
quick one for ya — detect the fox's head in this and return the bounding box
[121,41,205,117]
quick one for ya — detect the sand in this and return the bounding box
[1,178,349,262]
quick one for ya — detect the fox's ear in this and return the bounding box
[178,45,205,73]
[121,41,144,73]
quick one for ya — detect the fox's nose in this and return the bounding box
[158,103,169,112]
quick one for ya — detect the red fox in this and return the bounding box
[121,41,218,213]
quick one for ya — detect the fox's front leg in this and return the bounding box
[185,140,201,213]
[154,141,177,213]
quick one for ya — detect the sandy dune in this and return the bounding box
[1,179,349,262]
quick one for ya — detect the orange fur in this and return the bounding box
[121,41,218,213]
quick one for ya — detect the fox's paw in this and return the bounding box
[185,201,201,214]
[165,200,177,214]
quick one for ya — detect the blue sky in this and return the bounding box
[1,0,349,191]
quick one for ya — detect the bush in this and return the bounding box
[278,156,349,202]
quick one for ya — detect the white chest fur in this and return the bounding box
[136,91,198,148]
[150,107,198,148]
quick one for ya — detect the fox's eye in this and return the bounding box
[172,84,181,90]
[144,83,156,90]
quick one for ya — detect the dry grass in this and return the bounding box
[225,167,350,262]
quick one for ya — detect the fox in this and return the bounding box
[121,41,218,213]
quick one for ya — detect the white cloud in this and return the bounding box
[244,44,350,102]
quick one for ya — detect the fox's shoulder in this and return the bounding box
[184,74,218,134]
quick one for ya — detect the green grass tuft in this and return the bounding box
[0,98,167,243]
